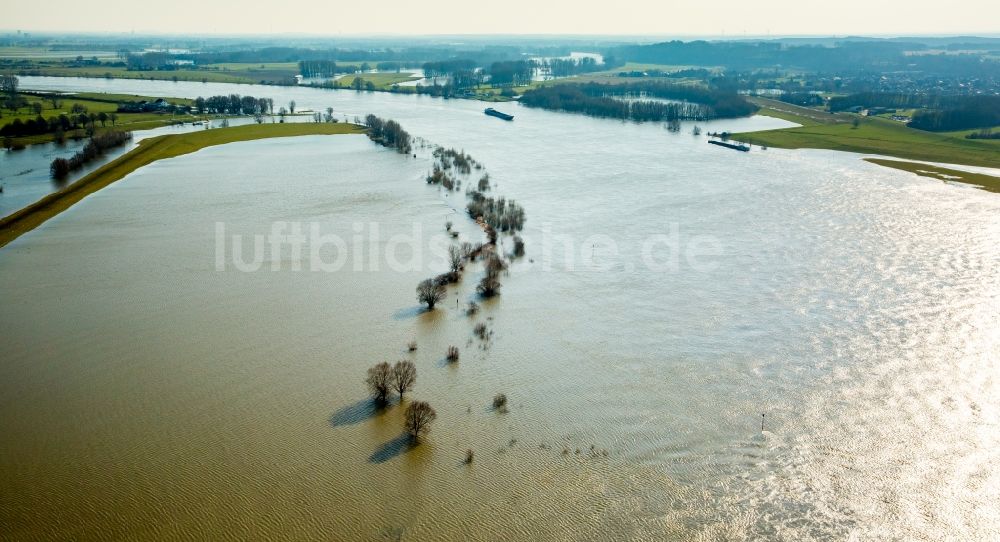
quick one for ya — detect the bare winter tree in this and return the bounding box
[404,401,437,440]
[485,253,508,275]
[392,360,417,398]
[448,245,463,272]
[365,362,393,404]
[0,74,17,101]
[416,278,446,309]
[477,253,506,297]
[477,273,502,297]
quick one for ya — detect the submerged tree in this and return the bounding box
[404,401,437,440]
[477,273,502,297]
[49,130,132,179]
[364,114,412,154]
[365,362,393,404]
[476,253,507,297]
[448,245,463,273]
[417,278,446,309]
[392,360,417,398]
[512,236,525,258]
[466,191,526,233]
[485,253,508,275]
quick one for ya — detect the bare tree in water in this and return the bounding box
[392,360,416,398]
[404,401,436,440]
[416,278,445,309]
[365,362,393,404]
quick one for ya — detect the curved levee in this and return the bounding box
[0,122,365,248]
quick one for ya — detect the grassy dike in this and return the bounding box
[736,97,1000,171]
[0,122,366,248]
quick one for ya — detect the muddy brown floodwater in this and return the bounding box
[1,77,999,541]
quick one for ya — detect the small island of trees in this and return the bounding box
[366,360,418,405]
[519,81,757,122]
[364,114,412,154]
[362,361,435,442]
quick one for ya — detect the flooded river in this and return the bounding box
[1,77,999,541]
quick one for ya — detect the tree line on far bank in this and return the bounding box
[910,96,1000,132]
[520,81,757,122]
[829,92,1000,132]
[193,94,274,115]
[299,60,415,78]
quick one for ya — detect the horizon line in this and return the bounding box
[3,30,1000,40]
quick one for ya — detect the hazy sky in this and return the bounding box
[5,0,999,36]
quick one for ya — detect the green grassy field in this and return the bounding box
[0,46,118,59]
[9,62,300,84]
[209,62,299,71]
[589,62,716,75]
[738,98,1000,169]
[512,63,713,90]
[528,62,720,86]
[334,61,397,69]
[865,158,1000,193]
[0,122,366,248]
[61,92,195,107]
[748,97,850,125]
[334,72,422,90]
[2,92,207,145]
[471,87,515,101]
[196,62,300,82]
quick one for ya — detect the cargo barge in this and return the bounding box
[484,107,514,121]
[708,140,750,152]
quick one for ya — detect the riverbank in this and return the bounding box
[2,90,213,146]
[864,158,1000,193]
[15,69,519,103]
[0,122,364,248]
[738,97,1000,170]
[11,63,299,85]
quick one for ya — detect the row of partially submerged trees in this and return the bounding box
[417,147,527,306]
[364,114,412,154]
[359,117,527,449]
[50,130,132,179]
